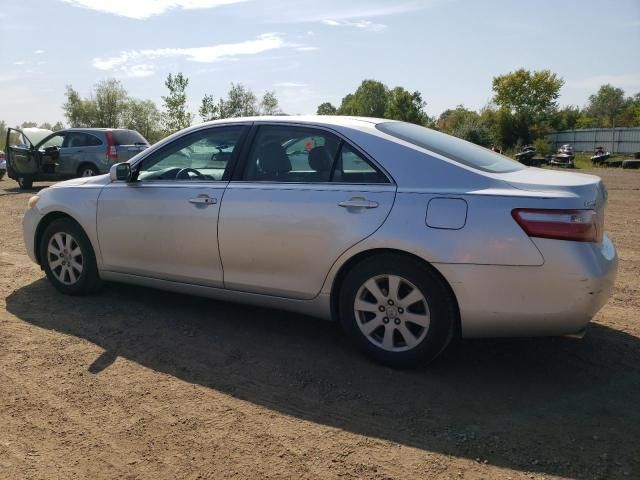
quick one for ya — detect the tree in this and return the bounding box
[260,90,281,115]
[94,79,129,128]
[221,83,259,118]
[385,87,430,125]
[199,94,220,122]
[20,121,38,128]
[619,93,640,127]
[52,121,65,131]
[63,85,98,127]
[338,80,388,117]
[550,106,581,131]
[316,102,337,115]
[123,99,163,143]
[586,84,627,129]
[437,105,479,133]
[492,69,564,144]
[162,72,192,134]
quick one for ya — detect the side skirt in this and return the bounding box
[100,270,333,320]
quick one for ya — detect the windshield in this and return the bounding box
[376,121,525,173]
[19,128,54,147]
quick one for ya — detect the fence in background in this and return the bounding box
[548,128,640,154]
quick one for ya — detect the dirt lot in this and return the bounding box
[0,169,638,480]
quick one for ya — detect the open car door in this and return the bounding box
[5,128,38,179]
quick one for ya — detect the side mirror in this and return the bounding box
[109,162,131,182]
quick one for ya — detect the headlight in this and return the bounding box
[27,195,40,209]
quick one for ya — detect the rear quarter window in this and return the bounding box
[112,130,148,146]
[376,121,525,173]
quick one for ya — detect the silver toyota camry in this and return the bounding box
[22,116,618,366]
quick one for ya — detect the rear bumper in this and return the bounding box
[436,235,618,338]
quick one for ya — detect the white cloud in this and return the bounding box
[568,73,640,90]
[295,46,319,52]
[60,0,248,19]
[321,18,387,32]
[34,49,45,54]
[92,33,287,76]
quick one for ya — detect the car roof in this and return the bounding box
[198,115,398,131]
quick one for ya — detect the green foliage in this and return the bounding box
[533,138,551,156]
[492,69,564,121]
[385,87,429,125]
[199,84,282,122]
[123,99,163,143]
[317,79,430,126]
[199,94,219,122]
[492,69,564,144]
[63,85,98,127]
[162,72,193,134]
[94,79,129,128]
[586,84,626,128]
[338,80,388,117]
[316,102,337,115]
[260,90,281,115]
[62,79,162,141]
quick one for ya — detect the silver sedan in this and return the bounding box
[22,116,618,366]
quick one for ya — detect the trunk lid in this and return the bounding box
[498,167,606,205]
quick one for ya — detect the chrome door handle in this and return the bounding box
[189,195,217,205]
[338,197,379,209]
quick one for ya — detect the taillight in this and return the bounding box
[512,209,600,242]
[105,131,118,160]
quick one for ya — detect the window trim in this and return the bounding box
[132,124,251,183]
[230,122,393,185]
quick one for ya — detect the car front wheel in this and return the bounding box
[339,254,456,367]
[40,218,101,295]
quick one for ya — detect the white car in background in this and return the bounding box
[21,116,618,366]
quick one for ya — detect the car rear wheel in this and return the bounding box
[40,218,101,295]
[338,254,456,367]
[78,165,98,177]
[17,176,33,190]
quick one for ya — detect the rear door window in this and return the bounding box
[241,126,340,182]
[332,143,388,184]
[64,132,103,148]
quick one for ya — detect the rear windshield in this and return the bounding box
[113,130,148,146]
[376,121,525,173]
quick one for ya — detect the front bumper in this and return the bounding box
[23,207,43,264]
[436,235,618,338]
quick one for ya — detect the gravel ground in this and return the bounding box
[0,169,638,480]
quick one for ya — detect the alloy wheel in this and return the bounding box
[47,232,83,285]
[354,274,430,352]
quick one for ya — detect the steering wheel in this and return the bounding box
[176,168,204,180]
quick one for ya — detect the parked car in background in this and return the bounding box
[21,116,617,367]
[0,150,6,180]
[5,128,149,189]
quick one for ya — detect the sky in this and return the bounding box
[1,0,639,127]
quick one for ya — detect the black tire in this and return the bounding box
[39,218,102,295]
[338,254,456,367]
[17,176,33,190]
[77,164,98,178]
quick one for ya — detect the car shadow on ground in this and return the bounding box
[6,279,640,478]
